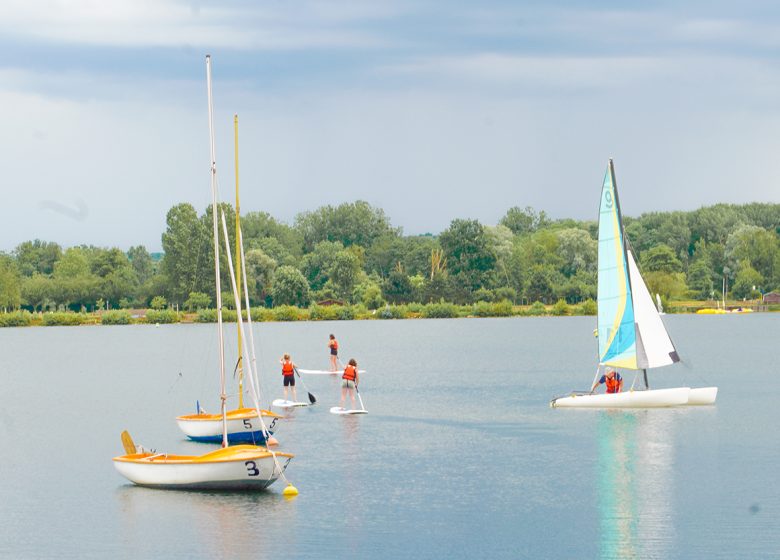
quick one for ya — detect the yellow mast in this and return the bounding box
[234,114,244,408]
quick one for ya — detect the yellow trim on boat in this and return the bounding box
[113,445,294,464]
[176,407,280,422]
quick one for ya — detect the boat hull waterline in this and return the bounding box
[551,387,691,408]
[176,408,280,444]
[113,445,293,490]
[687,386,718,405]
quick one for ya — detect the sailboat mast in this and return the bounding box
[206,55,229,448]
[234,114,244,409]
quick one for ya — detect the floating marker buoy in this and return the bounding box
[282,483,298,497]
[267,436,279,446]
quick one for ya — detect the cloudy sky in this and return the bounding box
[2,0,780,251]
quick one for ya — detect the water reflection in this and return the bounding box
[115,485,297,559]
[597,411,676,560]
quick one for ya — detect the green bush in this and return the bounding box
[551,299,571,316]
[377,305,408,319]
[406,302,423,315]
[335,305,356,320]
[525,301,547,316]
[195,308,238,323]
[472,300,514,317]
[145,309,180,324]
[309,305,339,321]
[42,312,87,326]
[577,299,597,315]
[0,311,33,327]
[101,310,132,325]
[422,302,460,318]
[273,305,300,321]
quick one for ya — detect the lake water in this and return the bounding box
[0,314,778,559]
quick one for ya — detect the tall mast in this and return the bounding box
[206,55,228,448]
[234,114,244,409]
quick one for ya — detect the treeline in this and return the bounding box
[1,201,779,313]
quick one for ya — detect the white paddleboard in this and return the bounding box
[272,399,310,408]
[298,369,367,375]
[329,406,368,415]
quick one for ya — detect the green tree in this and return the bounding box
[272,265,310,307]
[556,228,597,277]
[500,206,549,236]
[329,250,362,301]
[244,248,277,305]
[300,241,343,291]
[0,254,22,310]
[14,240,62,276]
[383,265,414,304]
[687,258,714,299]
[161,203,210,304]
[150,296,167,310]
[295,200,399,251]
[127,245,154,284]
[639,244,683,273]
[184,292,211,311]
[731,260,763,299]
[21,274,53,311]
[438,219,497,302]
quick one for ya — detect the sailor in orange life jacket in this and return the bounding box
[340,358,359,409]
[280,353,298,402]
[328,334,339,372]
[591,369,623,394]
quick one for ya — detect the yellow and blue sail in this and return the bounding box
[597,160,638,369]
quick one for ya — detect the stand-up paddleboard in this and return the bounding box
[329,406,368,415]
[272,399,310,408]
[298,369,367,375]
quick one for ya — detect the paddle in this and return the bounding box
[294,367,317,404]
[354,383,366,412]
[120,430,136,455]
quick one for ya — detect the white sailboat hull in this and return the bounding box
[551,387,691,408]
[176,408,280,444]
[687,386,718,405]
[113,445,292,490]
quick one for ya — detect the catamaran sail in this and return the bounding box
[551,160,716,408]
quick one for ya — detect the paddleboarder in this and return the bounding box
[591,369,623,394]
[328,334,339,371]
[280,353,298,402]
[340,358,359,409]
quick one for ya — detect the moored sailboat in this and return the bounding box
[113,55,294,491]
[551,159,717,408]
[176,113,279,445]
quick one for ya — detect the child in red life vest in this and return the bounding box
[328,334,339,371]
[280,353,297,402]
[340,358,359,409]
[591,369,623,394]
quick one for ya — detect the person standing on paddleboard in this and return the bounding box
[340,358,359,409]
[280,353,298,402]
[328,334,339,371]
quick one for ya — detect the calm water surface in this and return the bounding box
[0,314,778,559]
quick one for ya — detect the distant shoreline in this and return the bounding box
[1,300,774,328]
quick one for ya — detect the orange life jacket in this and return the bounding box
[330,339,339,350]
[605,374,621,394]
[342,364,356,381]
[282,361,294,376]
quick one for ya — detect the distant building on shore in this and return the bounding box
[763,292,780,304]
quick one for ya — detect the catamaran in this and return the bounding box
[113,55,294,491]
[551,159,717,408]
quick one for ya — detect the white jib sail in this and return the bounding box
[627,249,679,369]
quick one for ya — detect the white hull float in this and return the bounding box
[687,386,718,405]
[176,408,280,444]
[114,444,293,490]
[551,387,691,408]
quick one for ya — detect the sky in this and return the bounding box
[2,0,780,252]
